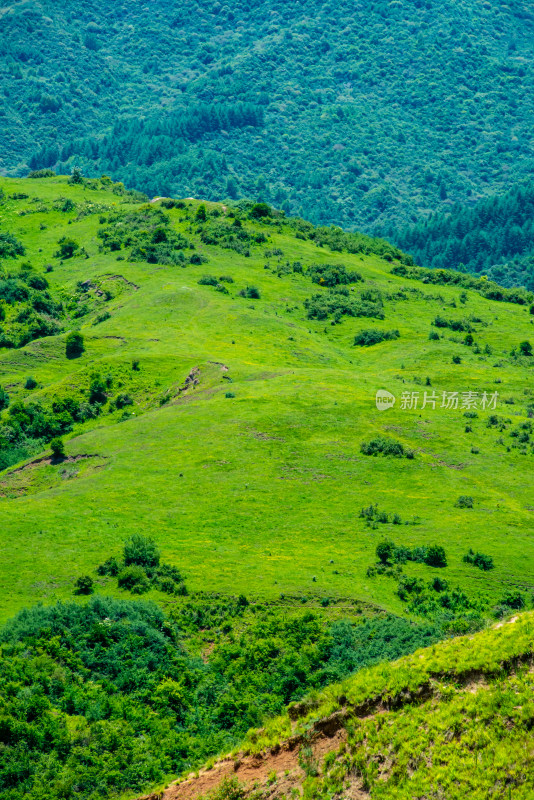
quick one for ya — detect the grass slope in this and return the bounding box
[0,175,533,625]
[180,612,534,799]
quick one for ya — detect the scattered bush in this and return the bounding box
[97,556,120,577]
[463,549,494,571]
[456,496,474,509]
[239,285,261,299]
[425,545,447,568]
[65,331,84,359]
[354,328,400,347]
[360,437,414,459]
[308,263,363,287]
[499,590,525,610]
[50,437,65,460]
[74,575,94,595]
[124,534,160,571]
[376,539,395,565]
[118,565,151,594]
[25,376,37,390]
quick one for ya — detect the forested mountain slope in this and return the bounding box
[390,181,534,290]
[2,0,534,232]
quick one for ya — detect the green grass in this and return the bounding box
[0,175,533,624]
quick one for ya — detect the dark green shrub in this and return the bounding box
[55,237,80,259]
[519,340,532,356]
[452,355,462,364]
[360,437,414,459]
[463,549,494,570]
[97,556,120,577]
[0,232,25,259]
[376,539,395,565]
[456,496,474,508]
[249,202,272,219]
[65,331,84,359]
[239,285,261,299]
[308,263,362,287]
[50,437,65,460]
[425,545,447,568]
[28,169,55,178]
[198,274,219,286]
[500,591,525,610]
[195,204,207,222]
[25,376,38,390]
[74,575,94,595]
[118,565,150,594]
[0,386,9,410]
[354,328,400,347]
[190,253,208,265]
[124,534,160,570]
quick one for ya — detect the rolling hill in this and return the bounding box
[0,174,533,799]
[0,174,533,624]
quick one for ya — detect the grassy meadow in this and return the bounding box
[0,175,533,623]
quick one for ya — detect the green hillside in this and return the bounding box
[0,174,533,625]
[1,175,534,800]
[3,0,534,233]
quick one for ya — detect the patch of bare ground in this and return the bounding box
[1,453,105,479]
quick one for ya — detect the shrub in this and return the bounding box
[25,376,38,390]
[360,437,414,459]
[28,168,55,178]
[50,437,65,460]
[190,253,208,265]
[239,285,261,299]
[74,575,93,595]
[452,355,462,364]
[198,274,219,286]
[519,340,533,356]
[425,545,447,568]
[0,386,9,410]
[114,393,133,409]
[97,557,120,577]
[500,590,525,610]
[195,204,207,222]
[124,534,160,570]
[463,549,494,571]
[249,202,272,219]
[428,330,440,340]
[456,496,474,508]
[376,539,395,565]
[354,328,400,347]
[55,237,80,259]
[65,331,84,359]
[308,263,363,287]
[118,565,150,594]
[0,232,25,259]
